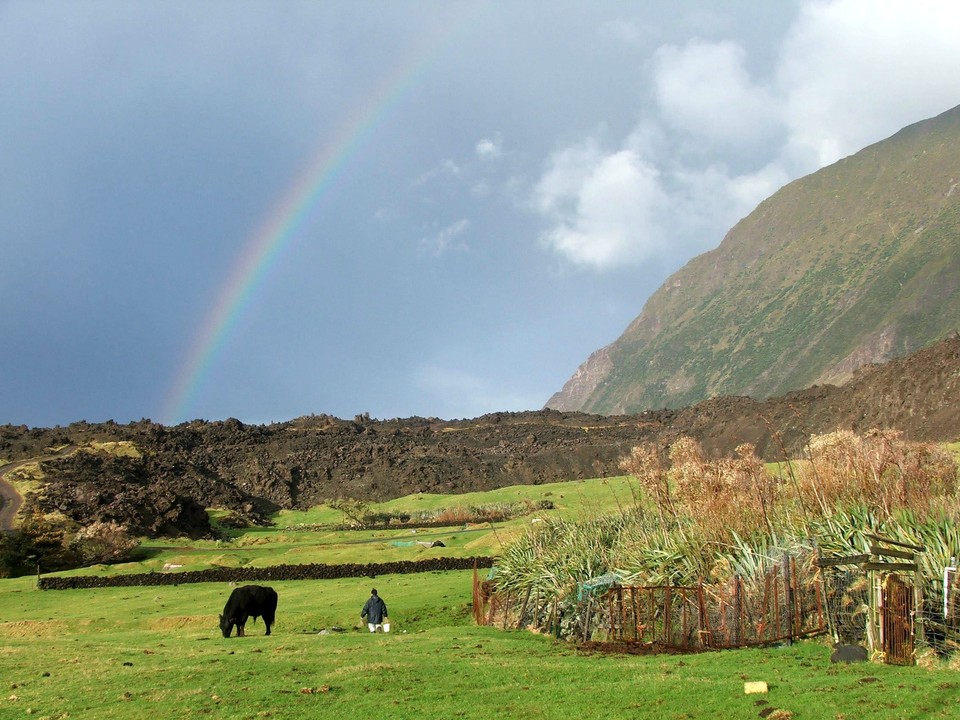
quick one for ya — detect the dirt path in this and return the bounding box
[0,445,76,533]
[0,468,22,533]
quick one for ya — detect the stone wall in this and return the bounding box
[38,556,494,590]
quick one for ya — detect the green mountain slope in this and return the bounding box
[547,104,960,414]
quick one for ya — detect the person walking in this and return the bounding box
[360,588,388,632]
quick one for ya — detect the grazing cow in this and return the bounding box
[219,585,278,638]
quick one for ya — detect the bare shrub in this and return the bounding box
[667,438,777,544]
[618,443,675,540]
[71,521,140,565]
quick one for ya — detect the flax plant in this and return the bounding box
[494,514,629,598]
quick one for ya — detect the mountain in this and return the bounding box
[547,104,960,414]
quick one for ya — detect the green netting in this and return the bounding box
[577,572,624,601]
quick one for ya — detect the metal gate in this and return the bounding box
[881,573,914,665]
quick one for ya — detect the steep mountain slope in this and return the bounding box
[547,104,960,414]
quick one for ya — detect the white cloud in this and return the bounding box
[475,134,503,160]
[420,218,470,256]
[653,39,779,148]
[532,140,669,269]
[778,0,960,168]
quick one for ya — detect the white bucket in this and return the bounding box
[382,622,390,633]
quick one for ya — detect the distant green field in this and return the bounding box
[94,476,643,575]
[2,475,959,719]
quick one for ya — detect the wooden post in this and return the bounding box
[772,564,781,640]
[697,581,711,649]
[759,569,771,643]
[648,588,656,642]
[607,590,615,641]
[733,575,743,647]
[791,555,802,636]
[815,573,826,634]
[783,553,795,645]
[664,583,673,646]
[618,587,626,642]
[583,597,593,643]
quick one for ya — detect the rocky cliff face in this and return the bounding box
[546,346,614,411]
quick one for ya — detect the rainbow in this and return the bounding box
[161,10,477,425]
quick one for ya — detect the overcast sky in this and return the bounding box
[2,1,959,428]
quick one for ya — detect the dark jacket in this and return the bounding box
[361,595,388,624]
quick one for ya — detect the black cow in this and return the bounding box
[219,585,278,637]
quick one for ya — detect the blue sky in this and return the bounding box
[2,1,959,428]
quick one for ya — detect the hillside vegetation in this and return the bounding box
[3,472,960,719]
[548,103,960,414]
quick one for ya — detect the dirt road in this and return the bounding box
[0,466,22,533]
[0,446,76,533]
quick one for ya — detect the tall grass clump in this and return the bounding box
[796,429,957,520]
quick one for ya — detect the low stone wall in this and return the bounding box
[38,556,494,590]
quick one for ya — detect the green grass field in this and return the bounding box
[2,476,959,719]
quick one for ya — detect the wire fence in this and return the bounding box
[817,537,960,664]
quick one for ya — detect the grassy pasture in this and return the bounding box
[2,476,960,719]
[125,476,641,573]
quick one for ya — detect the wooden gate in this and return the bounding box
[881,573,914,665]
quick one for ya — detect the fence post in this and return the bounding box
[784,552,795,645]
[697,581,711,649]
[618,587,625,642]
[791,555,802,637]
[733,575,742,646]
[583,596,593,643]
[664,583,673,646]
